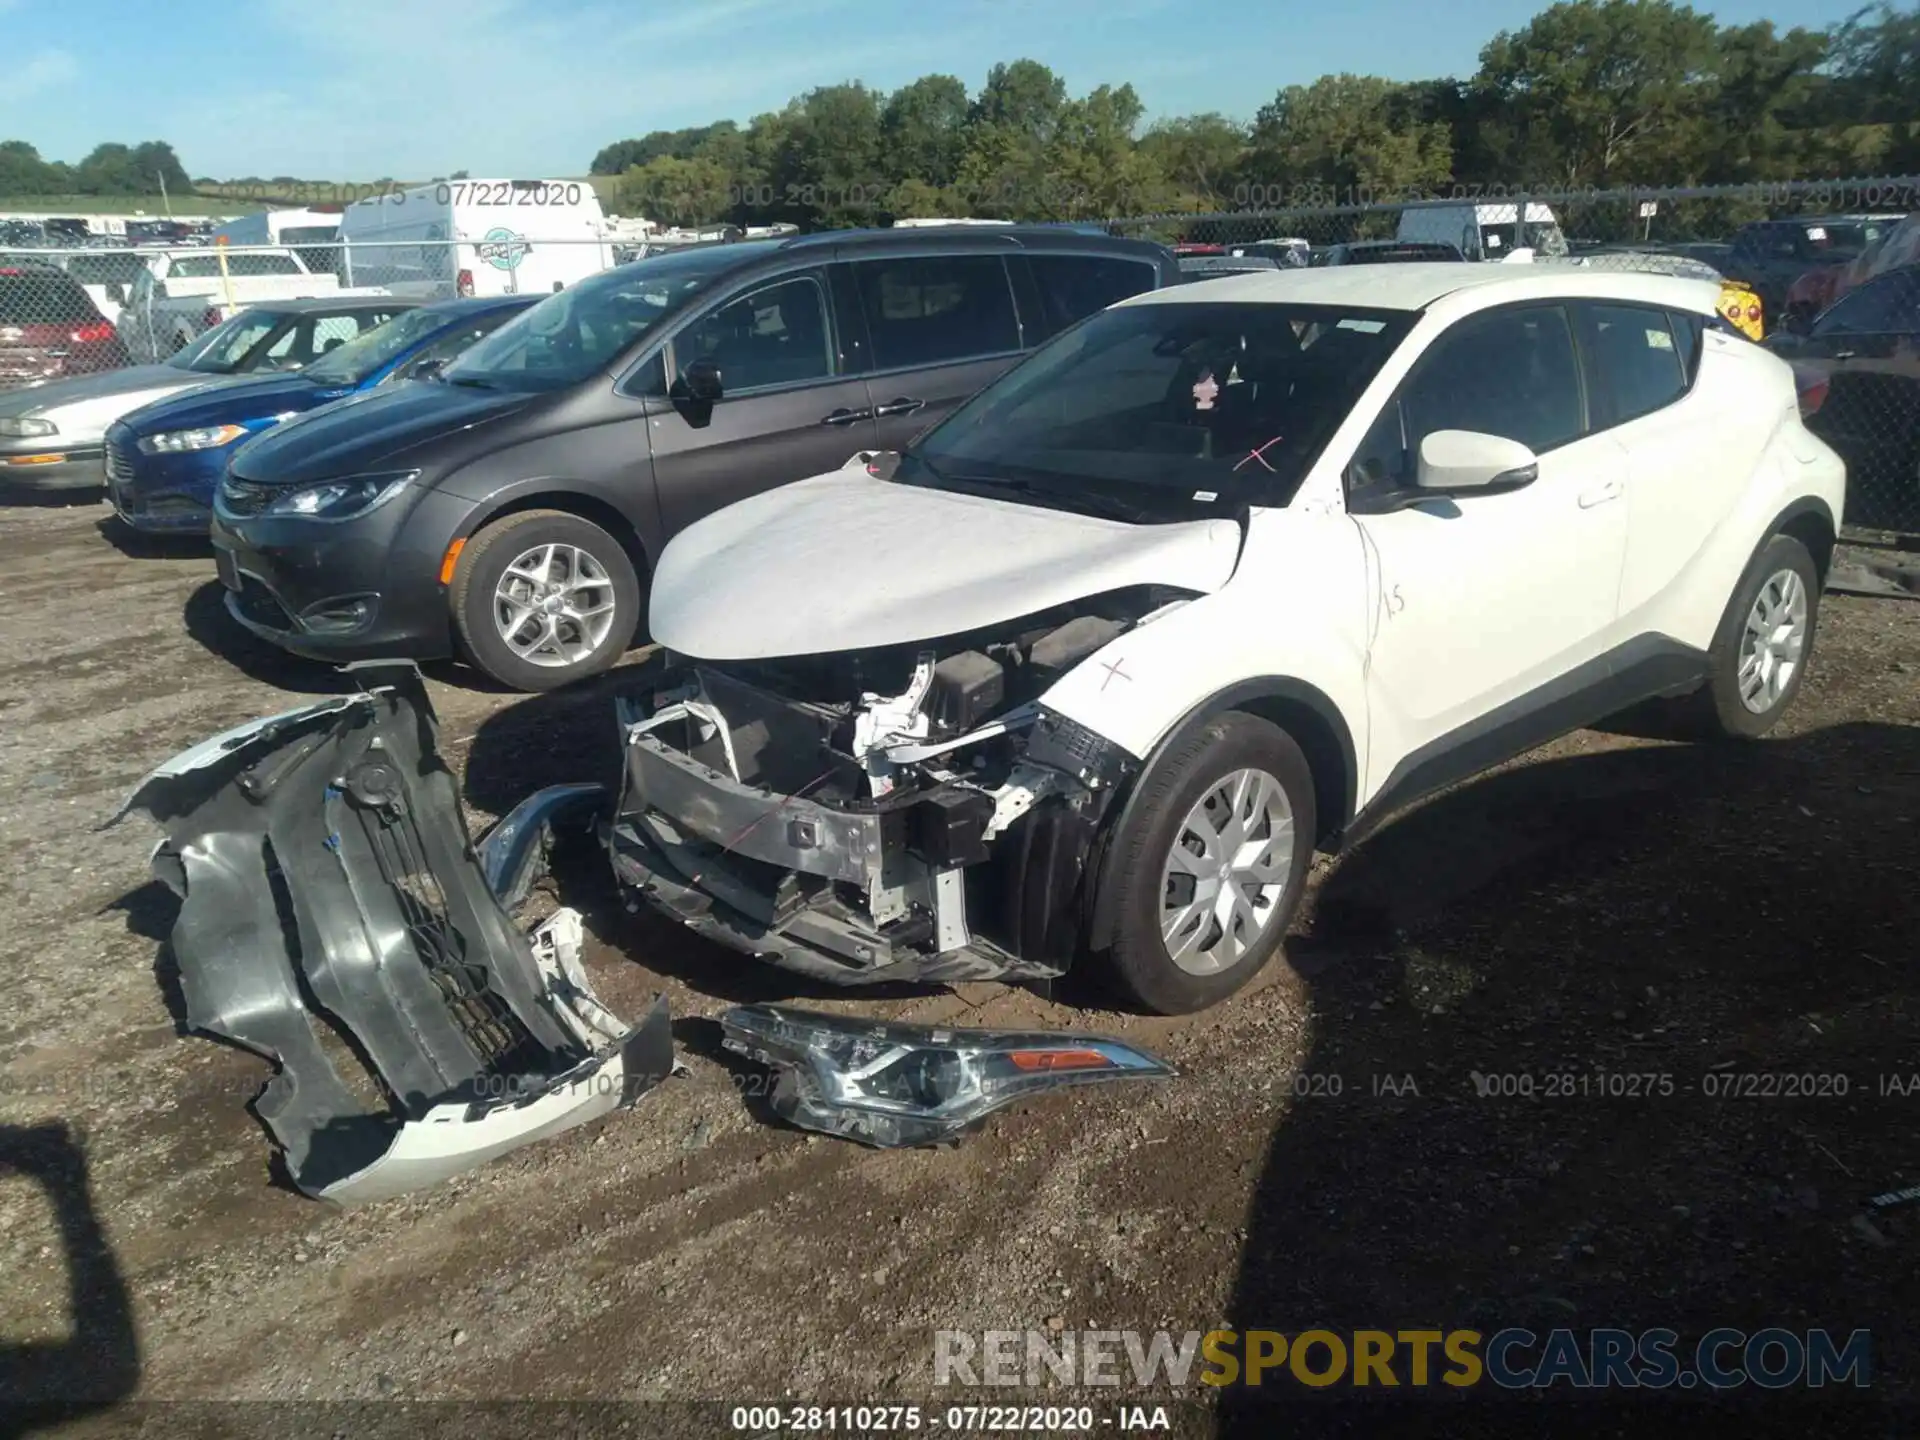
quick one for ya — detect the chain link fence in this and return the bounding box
[4,179,1920,534]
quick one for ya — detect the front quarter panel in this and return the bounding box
[1037,509,1372,779]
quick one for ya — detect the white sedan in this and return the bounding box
[391,265,1868,1015]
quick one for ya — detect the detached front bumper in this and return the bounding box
[608,666,1104,987]
[113,661,674,1205]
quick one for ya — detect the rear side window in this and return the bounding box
[1027,254,1157,335]
[1583,303,1687,424]
[853,254,1021,370]
[0,272,98,324]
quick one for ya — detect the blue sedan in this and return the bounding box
[105,294,538,534]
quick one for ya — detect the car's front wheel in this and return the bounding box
[450,509,641,692]
[1096,711,1316,1015]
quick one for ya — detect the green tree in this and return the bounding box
[880,75,969,189]
[1471,0,1720,187]
[616,155,732,226]
[1137,114,1249,210]
[1245,74,1452,199]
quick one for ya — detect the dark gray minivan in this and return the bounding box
[211,226,1178,690]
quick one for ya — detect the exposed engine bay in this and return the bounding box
[609,587,1192,984]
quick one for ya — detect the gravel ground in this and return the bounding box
[1,499,1917,1439]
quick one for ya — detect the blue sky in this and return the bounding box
[0,0,1866,182]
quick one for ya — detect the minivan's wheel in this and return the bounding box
[450,509,641,692]
[1097,711,1316,1016]
[1698,532,1820,739]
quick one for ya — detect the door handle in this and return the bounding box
[820,407,872,426]
[1832,349,1857,361]
[1578,478,1623,509]
[872,397,925,418]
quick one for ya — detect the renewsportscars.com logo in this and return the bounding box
[933,1327,1873,1390]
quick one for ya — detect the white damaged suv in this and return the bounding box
[610,264,1845,1014]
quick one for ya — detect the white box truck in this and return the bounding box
[1396,201,1569,262]
[337,179,615,300]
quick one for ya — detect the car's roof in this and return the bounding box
[1121,262,1721,315]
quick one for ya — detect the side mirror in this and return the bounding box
[411,358,447,382]
[1416,430,1538,494]
[680,356,723,403]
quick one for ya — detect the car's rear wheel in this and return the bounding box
[1698,533,1820,739]
[1096,711,1315,1015]
[450,509,641,692]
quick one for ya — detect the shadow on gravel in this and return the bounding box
[0,488,104,510]
[179,580,360,695]
[95,515,212,560]
[1216,722,1920,1438]
[0,1123,141,1435]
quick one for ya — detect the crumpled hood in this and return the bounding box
[0,364,243,442]
[650,466,1244,659]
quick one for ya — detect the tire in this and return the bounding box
[450,509,642,693]
[1096,711,1316,1016]
[1695,532,1821,739]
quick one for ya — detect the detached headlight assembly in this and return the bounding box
[720,1004,1176,1148]
[261,471,418,523]
[0,416,57,438]
[137,424,249,454]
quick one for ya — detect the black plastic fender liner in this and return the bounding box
[111,661,674,1205]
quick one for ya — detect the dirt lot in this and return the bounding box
[2,498,1918,1438]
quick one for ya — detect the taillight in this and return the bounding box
[1795,372,1829,417]
[202,306,223,329]
[456,269,475,297]
[68,321,116,345]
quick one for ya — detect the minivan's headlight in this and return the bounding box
[0,416,56,438]
[137,424,248,454]
[261,471,417,522]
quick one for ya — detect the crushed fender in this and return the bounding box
[110,660,673,1206]
[719,1004,1176,1148]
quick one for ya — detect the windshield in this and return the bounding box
[442,245,745,392]
[173,310,286,373]
[899,300,1413,517]
[302,307,442,386]
[1480,221,1569,258]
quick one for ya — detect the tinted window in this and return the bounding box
[1400,305,1584,456]
[673,275,833,393]
[1586,304,1687,423]
[855,254,1021,369]
[904,301,1411,514]
[1028,254,1157,335]
[0,271,98,324]
[181,311,289,372]
[1818,270,1920,334]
